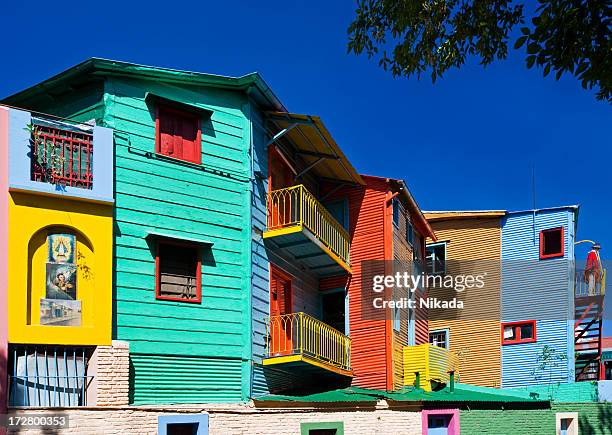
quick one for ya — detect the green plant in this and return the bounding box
[26,123,66,186]
[530,345,567,397]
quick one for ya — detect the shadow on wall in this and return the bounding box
[578,404,612,434]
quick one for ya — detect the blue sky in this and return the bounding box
[3,1,611,332]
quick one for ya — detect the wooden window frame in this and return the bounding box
[155,104,202,165]
[539,227,564,259]
[155,239,202,303]
[501,320,537,345]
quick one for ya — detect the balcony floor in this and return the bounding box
[263,353,353,378]
[264,225,351,276]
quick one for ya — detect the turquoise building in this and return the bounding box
[4,58,285,404]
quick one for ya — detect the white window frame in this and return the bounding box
[426,242,447,275]
[429,328,450,350]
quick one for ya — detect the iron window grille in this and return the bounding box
[8,345,94,407]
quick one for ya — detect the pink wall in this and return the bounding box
[0,107,9,421]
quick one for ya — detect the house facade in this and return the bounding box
[3,58,286,404]
[424,206,605,389]
[424,211,504,388]
[500,206,578,387]
[0,104,114,410]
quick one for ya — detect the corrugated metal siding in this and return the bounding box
[130,354,242,404]
[391,200,414,389]
[428,217,502,387]
[105,77,252,402]
[250,104,270,396]
[323,177,390,390]
[501,209,575,388]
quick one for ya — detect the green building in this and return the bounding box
[4,58,285,404]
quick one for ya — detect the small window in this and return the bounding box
[502,320,536,345]
[300,422,344,435]
[426,242,446,275]
[406,218,414,245]
[556,412,578,435]
[158,415,208,435]
[392,198,400,227]
[393,305,401,331]
[540,227,564,259]
[422,410,459,434]
[156,105,201,164]
[429,329,449,350]
[156,241,201,303]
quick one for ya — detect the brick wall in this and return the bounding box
[460,403,612,435]
[6,401,422,435]
[87,341,130,406]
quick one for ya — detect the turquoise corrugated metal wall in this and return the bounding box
[501,208,576,388]
[104,76,253,403]
[130,354,243,404]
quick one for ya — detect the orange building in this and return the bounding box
[321,175,436,390]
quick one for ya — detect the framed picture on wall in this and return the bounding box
[40,298,81,326]
[46,263,77,300]
[47,233,76,264]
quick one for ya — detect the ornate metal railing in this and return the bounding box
[30,123,93,189]
[266,184,350,267]
[265,312,351,372]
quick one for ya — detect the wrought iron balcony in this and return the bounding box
[263,312,352,377]
[264,184,351,275]
[403,344,459,391]
[30,122,94,189]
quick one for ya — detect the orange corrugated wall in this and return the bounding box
[321,176,391,390]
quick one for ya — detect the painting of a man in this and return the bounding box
[46,263,77,300]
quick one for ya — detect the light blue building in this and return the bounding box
[501,206,578,388]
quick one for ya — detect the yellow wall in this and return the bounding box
[426,216,502,388]
[8,191,112,345]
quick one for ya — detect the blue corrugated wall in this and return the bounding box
[501,207,576,388]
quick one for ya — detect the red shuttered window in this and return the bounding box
[155,105,201,164]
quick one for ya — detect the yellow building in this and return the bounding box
[424,211,505,388]
[1,106,114,408]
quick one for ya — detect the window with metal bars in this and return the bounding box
[30,123,94,189]
[155,241,202,303]
[8,345,94,407]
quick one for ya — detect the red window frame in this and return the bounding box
[501,320,537,345]
[155,105,202,164]
[155,239,202,303]
[539,227,564,259]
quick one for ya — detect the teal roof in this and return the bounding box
[2,58,286,112]
[255,384,548,405]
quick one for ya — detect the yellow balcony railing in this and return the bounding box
[575,268,606,297]
[265,184,351,269]
[264,312,351,374]
[403,344,459,391]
